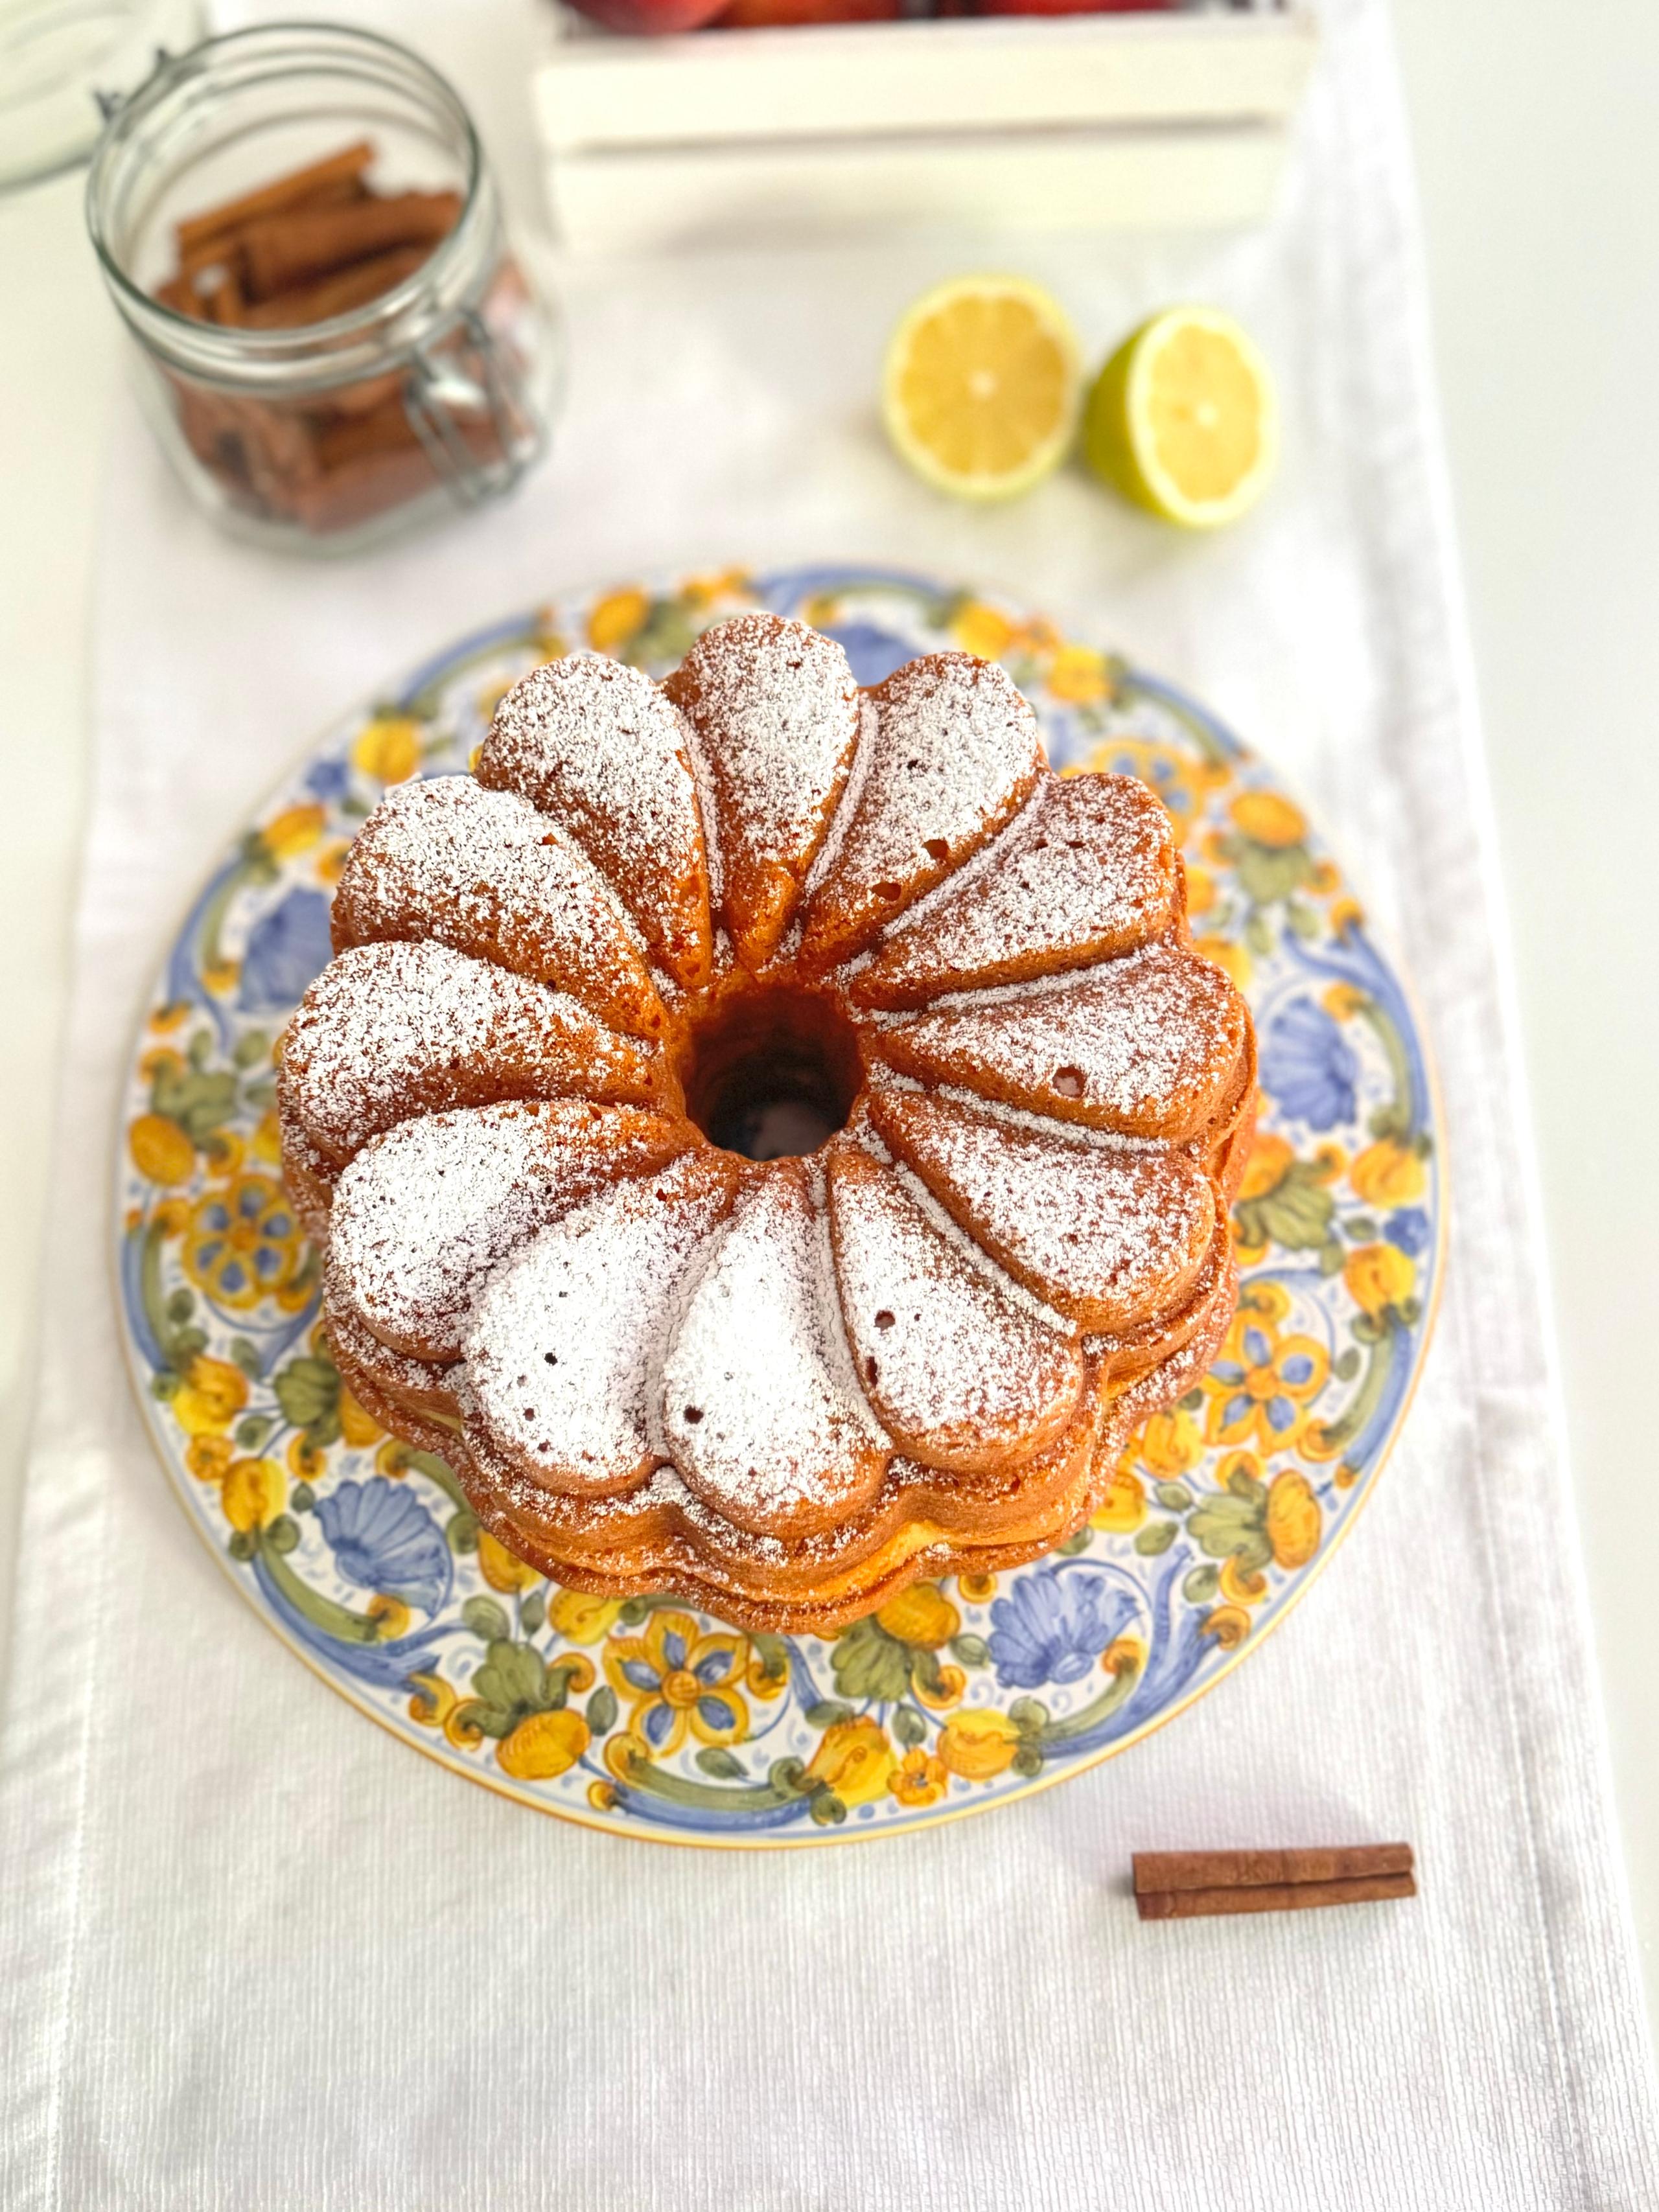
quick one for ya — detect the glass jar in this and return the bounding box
[85,23,557,555]
[0,0,202,192]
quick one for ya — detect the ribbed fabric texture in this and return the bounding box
[2,1,1654,2203]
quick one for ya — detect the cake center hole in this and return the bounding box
[681,985,863,1162]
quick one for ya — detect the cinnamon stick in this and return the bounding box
[236,245,430,330]
[1136,1872,1417,1921]
[312,394,424,470]
[148,141,520,538]
[239,190,461,301]
[175,140,375,259]
[1133,1844,1414,1896]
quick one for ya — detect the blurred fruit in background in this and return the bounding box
[949,0,1174,14]
[565,0,1174,26]
[714,0,898,24]
[567,0,729,30]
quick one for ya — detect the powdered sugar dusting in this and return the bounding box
[286,614,1257,1614]
[325,1273,456,1402]
[329,1099,685,1360]
[332,776,664,1036]
[480,653,712,987]
[876,942,1245,1138]
[827,1142,1083,1471]
[798,652,1041,967]
[463,1151,739,1494]
[672,615,858,966]
[870,1089,1215,1331]
[281,939,660,1166]
[661,1159,888,1534]
[853,771,1176,1008]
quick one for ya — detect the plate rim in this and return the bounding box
[110,564,1448,1848]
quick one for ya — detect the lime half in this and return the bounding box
[1084,305,1278,529]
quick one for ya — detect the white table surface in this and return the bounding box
[3,0,1656,2051]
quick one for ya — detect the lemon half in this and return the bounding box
[1084,305,1278,529]
[882,275,1081,502]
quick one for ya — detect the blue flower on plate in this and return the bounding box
[316,1479,451,1616]
[238,886,333,1014]
[824,622,913,687]
[1260,998,1358,1130]
[1386,1206,1431,1258]
[303,755,351,804]
[988,1568,1137,1690]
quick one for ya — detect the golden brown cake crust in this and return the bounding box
[280,618,1257,1632]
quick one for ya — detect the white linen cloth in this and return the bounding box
[3,1,1655,2204]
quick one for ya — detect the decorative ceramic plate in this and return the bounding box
[115,565,1441,1845]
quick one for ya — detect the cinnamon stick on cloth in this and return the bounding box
[1134,1845,1418,1921]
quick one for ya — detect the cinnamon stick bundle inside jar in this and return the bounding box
[86,26,557,552]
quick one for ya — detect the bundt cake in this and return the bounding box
[277,614,1257,1633]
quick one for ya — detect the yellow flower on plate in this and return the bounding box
[807,1716,896,1808]
[1184,862,1218,919]
[550,1589,623,1644]
[335,1383,382,1449]
[1220,1555,1269,1606]
[1322,982,1367,1022]
[366,1594,410,1641]
[683,568,751,610]
[172,1354,248,1436]
[407,1669,458,1731]
[876,1582,960,1651]
[1230,789,1306,849]
[288,1433,327,1483]
[1344,1241,1415,1320]
[222,1455,284,1532]
[604,1611,750,1756]
[498,1708,590,1783]
[351,715,421,785]
[1202,1605,1252,1651]
[182,1171,307,1313]
[1091,1465,1146,1534]
[1137,1406,1203,1479]
[1045,643,1111,706]
[1192,931,1251,992]
[957,1572,998,1604]
[1203,1297,1330,1453]
[250,1107,284,1167]
[587,588,649,656]
[262,803,325,860]
[1349,1138,1427,1210]
[1265,1470,1321,1569]
[186,1433,235,1484]
[937,1708,1022,1782]
[476,1529,540,1594]
[130,1112,195,1187]
[890,1748,949,1808]
[950,600,1014,662]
